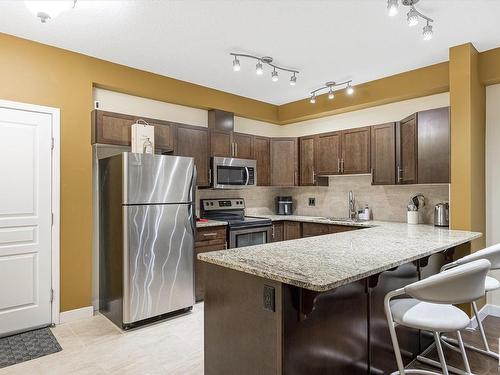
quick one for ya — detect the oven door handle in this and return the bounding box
[244,166,250,186]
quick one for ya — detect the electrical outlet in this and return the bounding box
[308,197,316,207]
[263,285,275,312]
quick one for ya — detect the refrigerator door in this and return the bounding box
[123,152,195,205]
[123,203,195,324]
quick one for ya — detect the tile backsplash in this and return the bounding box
[197,175,449,224]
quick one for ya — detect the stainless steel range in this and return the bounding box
[200,199,272,248]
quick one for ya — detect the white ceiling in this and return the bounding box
[1,0,499,105]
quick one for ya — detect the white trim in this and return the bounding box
[59,306,94,324]
[468,303,500,329]
[0,99,61,326]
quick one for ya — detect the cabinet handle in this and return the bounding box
[272,225,275,238]
[294,171,297,186]
[312,170,316,185]
[235,142,238,157]
[397,165,403,183]
[224,242,228,249]
[337,158,340,173]
[371,168,374,185]
[203,232,218,237]
[341,158,345,173]
[208,169,212,185]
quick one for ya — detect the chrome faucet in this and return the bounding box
[348,191,357,221]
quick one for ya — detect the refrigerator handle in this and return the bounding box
[189,165,197,236]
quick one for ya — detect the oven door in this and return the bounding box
[229,226,272,249]
[212,157,257,189]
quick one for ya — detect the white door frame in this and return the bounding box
[0,99,60,325]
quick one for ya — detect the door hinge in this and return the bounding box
[50,288,54,303]
[51,137,55,150]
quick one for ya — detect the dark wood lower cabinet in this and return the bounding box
[203,249,458,375]
[272,221,284,242]
[283,221,301,240]
[194,226,226,301]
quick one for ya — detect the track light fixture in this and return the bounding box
[230,53,299,85]
[387,0,435,41]
[309,80,354,104]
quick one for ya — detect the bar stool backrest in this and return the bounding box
[454,243,500,270]
[405,259,490,305]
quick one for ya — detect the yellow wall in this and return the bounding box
[449,43,486,252]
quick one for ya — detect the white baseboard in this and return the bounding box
[468,303,500,329]
[59,306,94,324]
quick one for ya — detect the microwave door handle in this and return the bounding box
[244,167,250,185]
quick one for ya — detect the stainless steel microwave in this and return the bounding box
[211,157,257,189]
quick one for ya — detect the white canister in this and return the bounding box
[407,211,419,225]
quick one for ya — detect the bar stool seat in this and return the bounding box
[485,275,500,292]
[391,299,470,332]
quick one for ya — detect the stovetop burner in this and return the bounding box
[200,198,272,229]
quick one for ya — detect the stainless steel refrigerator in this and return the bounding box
[99,152,196,329]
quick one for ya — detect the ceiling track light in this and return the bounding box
[309,80,354,104]
[230,52,299,85]
[386,0,435,41]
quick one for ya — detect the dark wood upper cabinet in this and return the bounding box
[417,107,450,184]
[208,109,234,132]
[175,124,209,187]
[270,138,298,186]
[299,136,316,186]
[342,126,371,174]
[371,123,396,185]
[396,115,418,184]
[253,136,271,186]
[92,110,174,152]
[210,130,233,157]
[316,131,342,175]
[233,132,254,159]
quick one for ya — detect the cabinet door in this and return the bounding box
[271,222,284,242]
[417,107,450,184]
[284,221,301,240]
[195,240,226,302]
[233,133,254,159]
[210,130,233,157]
[316,131,342,175]
[342,127,371,174]
[176,125,209,187]
[92,110,134,146]
[270,138,298,186]
[302,222,331,237]
[299,136,316,186]
[253,136,270,186]
[371,123,396,185]
[149,121,174,152]
[397,115,418,184]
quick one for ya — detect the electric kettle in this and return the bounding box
[434,202,449,227]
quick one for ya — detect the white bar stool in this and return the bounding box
[384,259,491,375]
[438,243,500,361]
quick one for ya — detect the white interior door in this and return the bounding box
[0,105,53,337]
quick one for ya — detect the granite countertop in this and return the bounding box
[196,219,228,228]
[198,220,481,292]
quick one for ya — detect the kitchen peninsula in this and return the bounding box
[198,221,481,375]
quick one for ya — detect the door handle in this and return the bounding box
[244,166,250,186]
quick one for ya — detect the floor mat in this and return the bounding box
[0,327,62,368]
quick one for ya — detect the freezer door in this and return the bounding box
[123,152,195,205]
[123,203,195,324]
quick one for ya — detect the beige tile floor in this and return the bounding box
[0,303,204,375]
